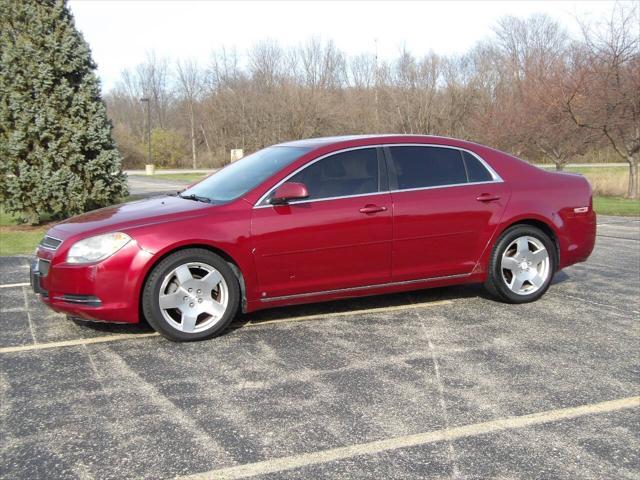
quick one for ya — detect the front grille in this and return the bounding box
[40,235,62,251]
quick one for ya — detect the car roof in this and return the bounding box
[271,134,543,183]
[276,134,460,149]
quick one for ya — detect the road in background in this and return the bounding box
[127,175,193,196]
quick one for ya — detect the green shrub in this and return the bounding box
[148,128,187,168]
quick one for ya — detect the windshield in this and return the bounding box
[182,146,310,203]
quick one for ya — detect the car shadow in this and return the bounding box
[231,270,574,331]
[229,283,491,331]
[73,273,572,337]
[70,317,155,334]
[551,270,570,285]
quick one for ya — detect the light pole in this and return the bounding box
[140,97,151,166]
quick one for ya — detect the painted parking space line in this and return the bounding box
[598,220,640,224]
[596,234,639,242]
[0,299,452,354]
[0,332,161,353]
[243,299,452,327]
[597,220,640,226]
[0,282,30,289]
[547,291,640,316]
[181,396,640,480]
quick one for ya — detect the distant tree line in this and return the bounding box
[106,5,639,198]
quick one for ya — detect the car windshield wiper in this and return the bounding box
[178,193,211,203]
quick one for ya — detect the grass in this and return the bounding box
[0,210,46,256]
[593,196,640,217]
[0,230,45,256]
[566,166,627,174]
[539,165,633,197]
[566,166,630,197]
[0,194,151,256]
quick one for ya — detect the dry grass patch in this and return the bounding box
[568,167,631,197]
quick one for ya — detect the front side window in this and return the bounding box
[183,146,310,203]
[388,146,468,190]
[287,148,379,201]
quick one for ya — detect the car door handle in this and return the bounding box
[476,193,501,202]
[359,205,387,214]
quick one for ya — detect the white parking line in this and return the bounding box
[597,220,640,226]
[21,286,37,345]
[180,396,640,480]
[0,299,451,354]
[548,291,640,316]
[0,282,30,289]
[0,333,160,353]
[244,299,452,327]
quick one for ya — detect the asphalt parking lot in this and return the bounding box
[1,216,638,479]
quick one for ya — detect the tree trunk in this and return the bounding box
[555,163,564,171]
[189,103,197,169]
[200,124,213,166]
[628,157,638,199]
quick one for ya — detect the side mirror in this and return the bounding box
[271,182,309,205]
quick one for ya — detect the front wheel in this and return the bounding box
[142,248,240,341]
[485,225,556,303]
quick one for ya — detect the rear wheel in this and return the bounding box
[142,249,240,341]
[485,225,556,303]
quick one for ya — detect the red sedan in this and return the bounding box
[31,135,596,341]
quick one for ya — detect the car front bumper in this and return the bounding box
[30,258,47,295]
[31,241,154,324]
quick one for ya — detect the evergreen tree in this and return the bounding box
[0,0,128,224]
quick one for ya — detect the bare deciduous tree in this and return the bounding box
[103,5,638,196]
[177,59,202,168]
[566,4,639,197]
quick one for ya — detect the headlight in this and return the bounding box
[66,232,131,264]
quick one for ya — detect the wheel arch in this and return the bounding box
[138,243,249,324]
[497,217,560,268]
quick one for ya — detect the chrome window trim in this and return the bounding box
[260,190,391,207]
[39,235,64,251]
[253,143,503,208]
[254,145,381,208]
[389,179,499,194]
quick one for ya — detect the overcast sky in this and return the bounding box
[68,0,619,92]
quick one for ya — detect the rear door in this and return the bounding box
[387,145,509,281]
[251,147,392,299]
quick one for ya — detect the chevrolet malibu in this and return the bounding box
[31,135,596,341]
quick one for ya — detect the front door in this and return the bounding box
[251,147,392,299]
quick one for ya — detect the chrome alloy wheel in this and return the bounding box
[500,236,550,295]
[158,262,229,333]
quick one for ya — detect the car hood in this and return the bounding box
[49,196,212,239]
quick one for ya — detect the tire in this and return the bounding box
[484,225,556,303]
[142,248,240,341]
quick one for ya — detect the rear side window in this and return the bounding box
[463,151,494,182]
[388,146,467,190]
[289,148,379,201]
